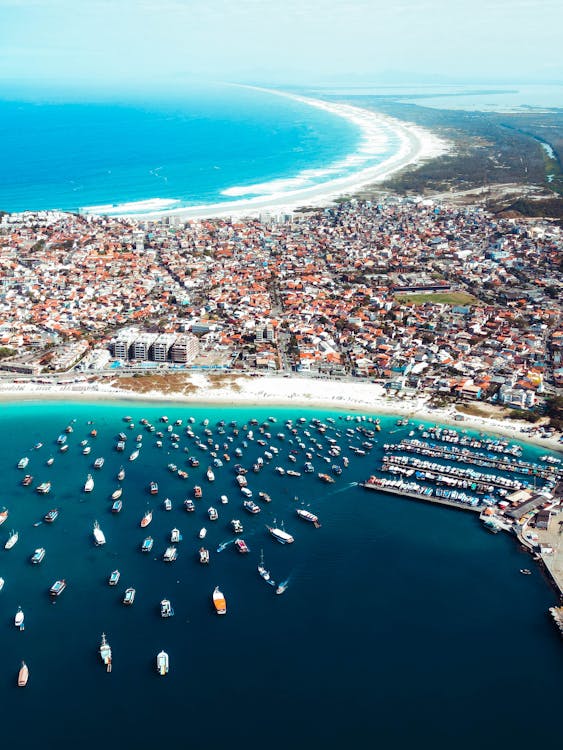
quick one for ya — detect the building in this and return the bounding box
[131,333,158,361]
[170,334,199,363]
[151,333,178,363]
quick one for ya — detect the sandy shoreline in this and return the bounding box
[102,90,447,221]
[0,375,560,454]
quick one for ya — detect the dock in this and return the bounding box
[361,481,484,514]
[549,606,563,637]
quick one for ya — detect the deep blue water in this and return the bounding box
[0,86,369,215]
[0,402,562,750]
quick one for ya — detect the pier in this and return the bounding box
[361,481,484,514]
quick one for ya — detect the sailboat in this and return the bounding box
[258,549,275,586]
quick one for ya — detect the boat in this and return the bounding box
[267,525,294,544]
[99,633,112,672]
[206,467,215,482]
[220,494,228,504]
[163,498,172,511]
[156,650,169,676]
[109,570,120,586]
[5,530,18,549]
[0,577,4,591]
[117,467,125,481]
[257,491,271,503]
[140,510,153,528]
[170,528,182,543]
[199,547,210,564]
[93,457,105,469]
[31,547,46,564]
[520,568,532,575]
[18,457,29,469]
[49,579,66,596]
[60,444,69,453]
[36,481,51,495]
[231,519,243,533]
[184,499,195,512]
[82,446,91,455]
[84,474,94,493]
[111,499,122,513]
[93,520,106,546]
[34,443,43,450]
[198,527,207,539]
[194,485,202,499]
[276,580,288,595]
[212,586,226,615]
[129,450,139,462]
[46,457,55,466]
[258,549,274,584]
[57,434,67,445]
[150,481,158,495]
[243,500,260,514]
[22,474,33,486]
[296,508,321,528]
[116,441,125,452]
[18,661,29,687]
[318,473,335,484]
[141,536,153,552]
[44,508,58,523]
[235,538,249,554]
[111,487,122,501]
[160,599,174,618]
[123,587,136,605]
[208,507,218,521]
[163,546,178,562]
[0,508,8,526]
[15,606,25,630]
[240,486,253,498]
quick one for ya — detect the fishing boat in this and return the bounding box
[199,547,210,564]
[49,579,66,596]
[184,499,195,512]
[156,650,169,676]
[5,530,18,549]
[31,547,46,564]
[208,507,218,521]
[140,510,153,528]
[18,662,29,687]
[194,485,203,499]
[170,528,182,543]
[296,508,321,528]
[123,587,136,605]
[36,481,51,495]
[111,487,122,501]
[231,519,243,533]
[100,633,112,672]
[129,450,139,462]
[258,549,274,584]
[22,474,33,486]
[235,539,249,554]
[141,536,153,552]
[84,474,94,493]
[150,481,158,495]
[212,586,227,615]
[243,500,260,514]
[163,498,172,511]
[15,606,25,630]
[93,520,106,546]
[109,570,120,586]
[267,525,294,545]
[163,546,178,562]
[160,599,174,618]
[93,457,105,469]
[44,508,58,523]
[18,457,29,469]
[0,507,8,526]
[117,467,125,481]
[111,499,122,513]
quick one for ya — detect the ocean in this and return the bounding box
[0,85,400,216]
[0,401,561,750]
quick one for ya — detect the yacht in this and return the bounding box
[150,481,158,495]
[231,519,243,533]
[0,507,8,526]
[22,474,33,486]
[184,499,195,512]
[296,508,321,527]
[170,528,182,543]
[31,547,46,564]
[141,536,153,553]
[99,633,112,672]
[49,579,66,596]
[156,650,169,676]
[18,457,29,469]
[44,508,59,523]
[56,434,67,445]
[235,539,249,554]
[117,467,125,481]
[208,507,218,521]
[160,599,174,618]
[140,510,153,528]
[93,520,106,546]
[15,606,25,630]
[36,482,51,495]
[243,500,260,514]
[111,499,122,513]
[258,549,274,584]
[212,586,227,615]
[82,446,91,456]
[123,587,136,605]
[240,486,253,498]
[199,547,210,564]
[111,487,122,501]
[93,457,105,469]
[267,525,294,544]
[108,570,120,586]
[129,450,139,462]
[5,530,18,549]
[206,467,215,482]
[163,498,172,511]
[163,546,178,562]
[84,474,94,493]
[116,441,125,452]
[18,662,29,687]
[193,486,202,499]
[199,527,207,539]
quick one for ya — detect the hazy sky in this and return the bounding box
[1,0,562,91]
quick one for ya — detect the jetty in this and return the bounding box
[549,606,563,637]
[361,479,484,514]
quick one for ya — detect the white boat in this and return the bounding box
[31,547,46,564]
[267,525,294,544]
[163,498,172,511]
[213,586,227,615]
[18,457,29,469]
[163,546,178,562]
[258,548,274,585]
[206,467,215,482]
[170,528,182,543]
[84,474,94,492]
[117,467,125,481]
[93,520,106,546]
[123,587,136,605]
[111,487,122,501]
[199,527,207,539]
[160,599,174,618]
[82,446,91,455]
[296,508,321,527]
[220,494,229,504]
[208,507,218,521]
[0,507,8,526]
[156,650,169,676]
[99,633,112,672]
[5,530,18,549]
[15,606,24,630]
[199,547,210,564]
[93,457,105,469]
[0,577,4,591]
[240,486,253,498]
[129,450,139,462]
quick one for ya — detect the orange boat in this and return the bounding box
[0,508,8,526]
[212,586,226,615]
[90,429,97,437]
[140,510,153,528]
[18,661,29,687]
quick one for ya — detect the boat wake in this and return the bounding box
[216,539,236,553]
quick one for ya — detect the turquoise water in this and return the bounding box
[0,401,561,750]
[0,85,378,215]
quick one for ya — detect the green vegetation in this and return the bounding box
[545,395,563,431]
[394,291,482,306]
[0,347,15,359]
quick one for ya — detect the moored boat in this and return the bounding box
[129,450,139,462]
[111,487,122,501]
[18,457,29,469]
[163,498,172,511]
[258,549,274,585]
[140,510,153,528]
[36,481,51,495]
[208,507,218,521]
[267,525,294,544]
[123,587,136,605]
[93,520,106,546]
[235,538,249,554]
[231,519,243,533]
[194,485,202,499]
[296,508,321,528]
[156,650,169,676]
[163,546,178,562]
[100,633,112,672]
[213,586,227,615]
[170,528,182,543]
[93,457,104,469]
[109,570,120,586]
[199,527,207,539]
[5,530,18,549]
[111,499,122,513]
[199,547,210,564]
[150,481,158,495]
[160,599,174,618]
[84,474,94,493]
[49,579,66,596]
[18,661,29,687]
[22,474,33,486]
[44,508,59,523]
[31,547,46,564]
[184,499,195,512]
[242,500,260,514]
[0,507,8,525]
[117,467,125,481]
[15,606,25,630]
[141,536,154,552]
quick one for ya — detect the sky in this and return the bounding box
[0,0,562,93]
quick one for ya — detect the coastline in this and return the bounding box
[115,91,448,220]
[0,374,560,454]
